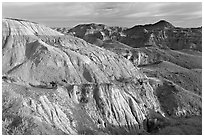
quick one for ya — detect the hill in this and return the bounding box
[2,18,202,135]
[55,20,201,51]
[3,18,162,135]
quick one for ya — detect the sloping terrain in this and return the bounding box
[155,116,202,135]
[100,45,202,69]
[141,61,202,95]
[3,18,163,135]
[56,20,201,52]
[54,20,201,69]
[146,77,202,135]
[120,20,201,51]
[53,20,202,135]
[138,59,202,135]
[99,41,202,118]
[54,23,127,47]
[2,18,202,135]
[148,77,201,116]
[137,47,202,69]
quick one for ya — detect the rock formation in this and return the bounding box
[53,20,202,135]
[3,18,166,135]
[58,20,201,51]
[2,18,202,135]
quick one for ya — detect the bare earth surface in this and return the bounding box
[2,18,202,135]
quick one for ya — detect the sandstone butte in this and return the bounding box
[2,18,197,135]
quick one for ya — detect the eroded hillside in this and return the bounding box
[53,20,202,135]
[2,18,202,135]
[55,20,201,51]
[2,18,162,135]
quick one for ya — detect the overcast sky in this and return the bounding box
[2,2,202,28]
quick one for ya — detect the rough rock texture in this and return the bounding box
[3,19,144,86]
[57,20,201,51]
[54,23,127,46]
[2,18,166,135]
[121,21,201,51]
[141,60,202,95]
[136,47,202,69]
[148,77,202,117]
[52,19,202,135]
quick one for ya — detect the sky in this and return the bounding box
[2,2,202,28]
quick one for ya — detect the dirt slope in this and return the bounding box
[2,18,162,135]
[2,18,202,135]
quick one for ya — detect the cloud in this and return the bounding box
[125,12,151,18]
[2,2,202,28]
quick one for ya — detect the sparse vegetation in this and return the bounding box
[2,18,202,135]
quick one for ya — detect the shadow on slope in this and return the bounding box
[137,47,202,69]
[140,60,202,96]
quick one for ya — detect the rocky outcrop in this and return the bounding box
[120,21,201,51]
[2,18,165,135]
[148,78,202,117]
[57,20,201,51]
[52,20,202,135]
[55,23,127,46]
[3,19,144,86]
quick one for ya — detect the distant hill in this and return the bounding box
[2,18,202,135]
[54,20,202,51]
